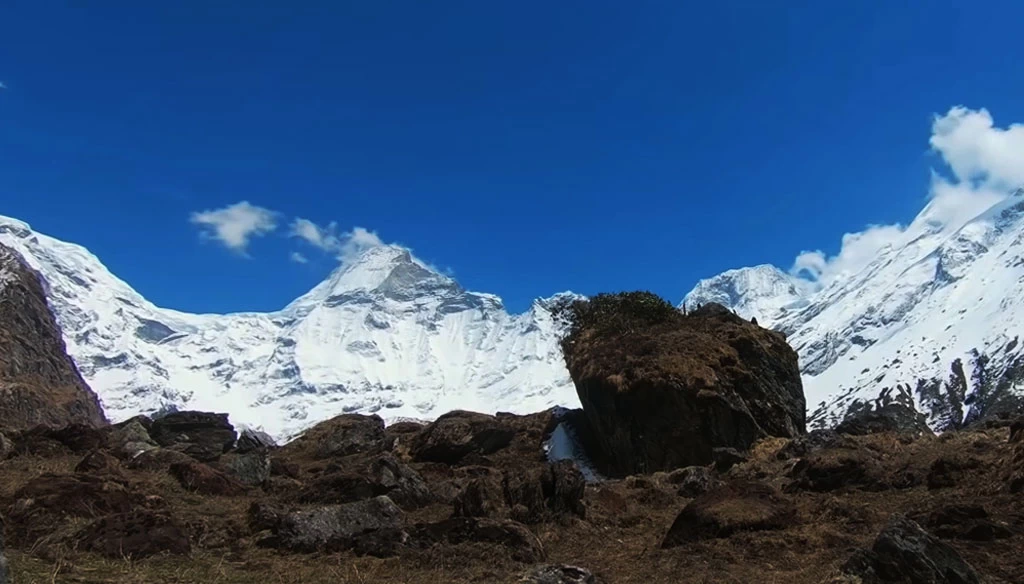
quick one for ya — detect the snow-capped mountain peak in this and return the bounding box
[681,264,813,328]
[0,216,578,441]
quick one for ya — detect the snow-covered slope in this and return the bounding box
[683,188,1024,431]
[0,216,579,440]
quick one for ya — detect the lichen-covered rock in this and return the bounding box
[268,496,404,553]
[410,410,515,464]
[150,411,236,462]
[0,244,107,429]
[562,300,804,476]
[218,450,271,487]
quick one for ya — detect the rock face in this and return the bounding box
[0,244,106,430]
[563,300,804,476]
[149,411,236,462]
[840,515,980,584]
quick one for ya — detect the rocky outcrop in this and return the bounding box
[562,299,804,476]
[0,244,106,429]
[840,515,980,583]
[149,411,236,462]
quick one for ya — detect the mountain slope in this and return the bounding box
[0,216,579,440]
[683,189,1024,431]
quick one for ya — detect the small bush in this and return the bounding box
[552,291,681,350]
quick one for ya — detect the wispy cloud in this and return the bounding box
[289,218,384,262]
[189,201,279,255]
[791,106,1023,285]
[289,251,309,264]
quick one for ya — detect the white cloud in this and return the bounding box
[289,218,384,263]
[289,251,309,264]
[930,106,1024,189]
[189,201,278,255]
[791,106,1023,286]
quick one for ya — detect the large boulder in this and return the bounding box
[410,410,515,464]
[218,450,272,487]
[266,496,404,553]
[0,244,107,429]
[149,411,236,462]
[282,413,389,459]
[236,427,277,453]
[560,297,804,476]
[661,481,796,547]
[840,515,979,584]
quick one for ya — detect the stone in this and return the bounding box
[410,410,515,464]
[661,481,796,547]
[268,496,404,552]
[840,515,980,584]
[520,565,605,584]
[836,402,934,437]
[283,413,389,460]
[218,450,271,487]
[236,427,277,453]
[563,300,805,476]
[787,448,885,492]
[74,449,124,478]
[666,466,720,497]
[918,505,1013,542]
[150,411,236,462]
[126,447,197,471]
[75,510,190,559]
[105,418,158,459]
[298,453,432,509]
[0,244,107,429]
[169,460,247,496]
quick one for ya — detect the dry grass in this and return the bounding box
[2,425,1022,583]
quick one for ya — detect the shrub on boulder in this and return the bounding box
[556,294,805,476]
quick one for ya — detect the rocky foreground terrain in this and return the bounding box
[0,250,1022,583]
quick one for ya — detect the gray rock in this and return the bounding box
[841,514,980,584]
[219,450,271,487]
[272,496,404,552]
[236,428,277,453]
[666,466,720,497]
[105,418,158,459]
[150,411,236,462]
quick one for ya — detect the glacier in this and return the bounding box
[0,215,580,441]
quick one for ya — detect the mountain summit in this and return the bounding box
[0,216,576,440]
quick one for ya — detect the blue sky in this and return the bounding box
[3,1,1024,313]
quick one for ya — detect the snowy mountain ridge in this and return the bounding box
[684,188,1024,431]
[0,215,580,440]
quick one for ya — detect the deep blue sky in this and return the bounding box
[3,0,1024,313]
